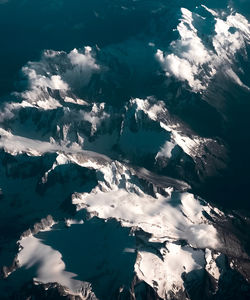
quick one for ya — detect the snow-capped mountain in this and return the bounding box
[0,1,250,299]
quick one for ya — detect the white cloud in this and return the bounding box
[156,140,175,159]
[157,51,203,91]
[20,67,68,109]
[65,46,100,88]
[0,46,100,114]
[156,5,250,91]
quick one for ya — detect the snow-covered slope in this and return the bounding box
[0,2,250,299]
[0,134,249,299]
[156,5,250,92]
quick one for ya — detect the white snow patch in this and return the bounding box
[1,46,100,112]
[18,236,85,294]
[205,249,221,281]
[130,98,214,158]
[156,5,250,91]
[21,67,68,109]
[65,219,84,227]
[72,160,219,249]
[64,96,89,106]
[201,5,218,17]
[0,128,101,159]
[135,243,205,298]
[80,103,110,135]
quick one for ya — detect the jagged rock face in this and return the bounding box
[0,1,250,300]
